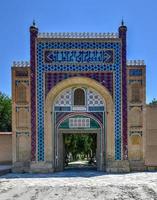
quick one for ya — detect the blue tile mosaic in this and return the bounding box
[129,69,142,76]
[36,41,122,161]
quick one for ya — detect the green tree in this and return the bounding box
[0,92,12,131]
[64,134,96,162]
[149,98,157,105]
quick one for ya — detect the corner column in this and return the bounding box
[30,22,38,161]
[119,21,128,160]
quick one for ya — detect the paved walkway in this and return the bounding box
[66,160,96,170]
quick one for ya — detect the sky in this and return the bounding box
[0,0,157,103]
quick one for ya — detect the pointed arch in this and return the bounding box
[44,77,114,168]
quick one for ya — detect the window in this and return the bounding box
[131,84,140,102]
[74,88,85,106]
[129,69,142,76]
[16,70,28,77]
[69,118,90,128]
[16,84,27,103]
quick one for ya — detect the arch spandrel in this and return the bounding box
[58,114,102,129]
[45,77,113,112]
[44,77,114,165]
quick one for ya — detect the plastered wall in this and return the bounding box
[0,132,12,163]
[145,105,157,166]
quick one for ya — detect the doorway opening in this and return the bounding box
[63,133,97,170]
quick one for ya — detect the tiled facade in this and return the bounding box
[45,72,113,97]
[11,22,154,173]
[36,40,122,161]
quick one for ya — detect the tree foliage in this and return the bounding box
[0,92,12,131]
[64,134,96,162]
[149,98,157,105]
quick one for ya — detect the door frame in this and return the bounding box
[55,128,103,171]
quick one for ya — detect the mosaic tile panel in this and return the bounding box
[87,90,104,106]
[36,41,122,161]
[69,118,90,128]
[59,116,101,129]
[30,26,38,161]
[119,26,128,159]
[44,49,114,64]
[45,72,113,97]
[54,88,104,110]
[55,112,104,126]
[129,69,142,76]
[15,70,28,77]
[55,90,72,106]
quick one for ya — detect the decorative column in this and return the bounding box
[119,21,128,160]
[30,21,38,161]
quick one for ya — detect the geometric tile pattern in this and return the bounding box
[30,27,38,161]
[36,40,122,161]
[69,118,90,128]
[45,72,113,97]
[87,90,104,106]
[54,88,104,108]
[55,90,72,106]
[44,49,114,64]
[119,26,128,159]
[129,69,142,76]
[55,112,104,126]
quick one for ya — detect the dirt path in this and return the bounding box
[0,170,157,200]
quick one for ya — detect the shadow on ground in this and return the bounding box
[0,168,110,179]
